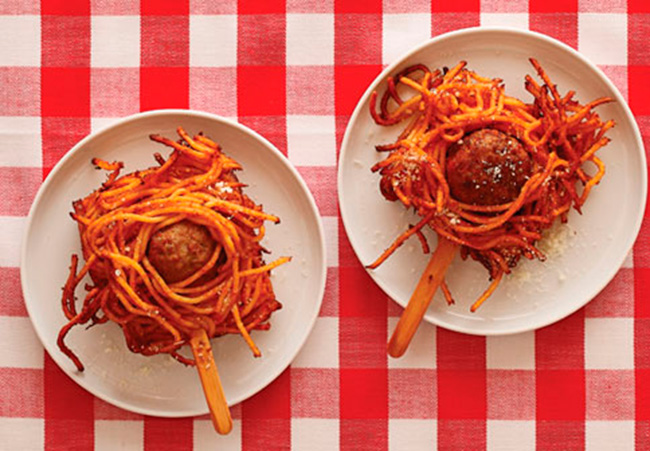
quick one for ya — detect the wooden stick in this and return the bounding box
[387,236,457,358]
[190,329,233,435]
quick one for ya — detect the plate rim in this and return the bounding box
[337,26,648,336]
[21,108,327,417]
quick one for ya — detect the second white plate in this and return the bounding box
[338,28,646,335]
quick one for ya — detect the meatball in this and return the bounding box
[147,220,218,284]
[446,128,532,206]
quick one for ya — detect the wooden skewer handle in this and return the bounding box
[387,237,457,358]
[190,329,233,435]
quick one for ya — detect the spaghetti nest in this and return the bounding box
[369,59,614,311]
[59,127,289,371]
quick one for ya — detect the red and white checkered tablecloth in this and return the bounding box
[2,0,650,449]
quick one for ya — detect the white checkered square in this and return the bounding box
[292,317,339,368]
[480,13,529,29]
[0,418,44,451]
[586,421,634,451]
[91,117,121,133]
[0,216,25,267]
[388,419,436,450]
[486,332,535,370]
[91,16,140,67]
[194,419,241,451]
[0,16,40,66]
[487,420,535,451]
[286,14,334,66]
[578,14,627,65]
[0,317,43,369]
[585,318,634,369]
[0,117,41,167]
[382,14,431,65]
[95,420,143,451]
[388,318,436,369]
[189,15,237,67]
[322,215,338,268]
[292,419,339,451]
[287,115,336,166]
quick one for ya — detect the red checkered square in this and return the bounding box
[340,368,388,418]
[140,67,189,110]
[291,368,339,418]
[432,0,479,12]
[634,217,650,269]
[237,115,287,154]
[437,328,485,370]
[141,16,189,67]
[189,67,237,117]
[239,0,285,14]
[0,167,40,216]
[637,369,650,420]
[335,114,350,157]
[388,369,436,418]
[629,0,650,13]
[585,268,634,317]
[297,166,338,216]
[189,0,236,14]
[438,420,485,450]
[529,13,578,49]
[141,0,188,15]
[431,13,480,36]
[536,370,585,420]
[42,0,88,15]
[335,14,381,65]
[536,421,585,450]
[320,268,339,316]
[635,268,650,317]
[437,370,487,419]
[287,66,335,115]
[629,66,650,116]
[44,356,93,420]
[340,419,387,449]
[237,66,286,116]
[637,421,650,450]
[481,0,527,13]
[586,370,634,420]
[287,0,333,13]
[46,419,93,449]
[238,15,286,66]
[334,65,382,116]
[536,309,584,369]
[339,265,388,316]
[0,68,40,116]
[94,398,143,420]
[335,0,381,13]
[635,319,650,368]
[629,14,650,66]
[340,317,387,368]
[599,65,628,101]
[0,369,43,417]
[530,0,577,12]
[0,0,39,14]
[578,0,625,13]
[41,16,90,67]
[90,0,139,15]
[91,68,139,117]
[243,419,290,449]
[144,418,192,449]
[0,268,26,316]
[383,0,429,13]
[41,68,90,117]
[487,371,535,420]
[41,117,89,172]
[243,369,290,419]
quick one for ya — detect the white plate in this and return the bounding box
[338,28,647,335]
[22,110,326,416]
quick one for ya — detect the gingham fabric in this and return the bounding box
[2,0,649,450]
